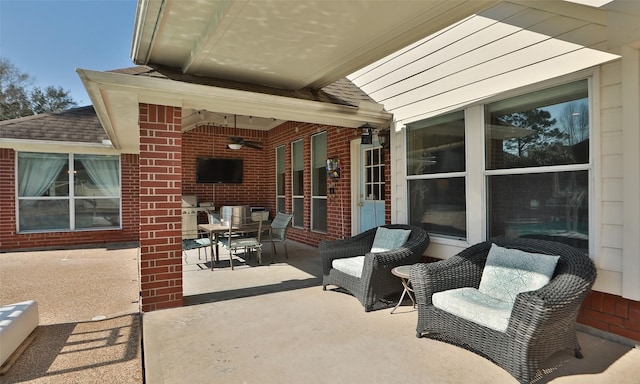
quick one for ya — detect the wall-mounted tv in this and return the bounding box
[196,157,243,184]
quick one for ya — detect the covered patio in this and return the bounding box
[1,244,638,383]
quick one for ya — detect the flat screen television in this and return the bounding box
[196,157,243,184]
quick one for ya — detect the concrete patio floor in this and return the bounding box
[149,241,640,384]
[1,241,640,383]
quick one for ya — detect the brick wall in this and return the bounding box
[181,124,272,209]
[181,121,377,246]
[579,291,640,341]
[138,103,183,311]
[0,148,16,250]
[0,148,139,251]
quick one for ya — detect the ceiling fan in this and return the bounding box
[227,114,263,150]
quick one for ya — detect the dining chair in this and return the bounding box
[181,211,211,264]
[218,211,264,270]
[268,212,293,261]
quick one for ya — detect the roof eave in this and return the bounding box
[77,68,392,154]
[0,138,120,155]
[130,0,163,65]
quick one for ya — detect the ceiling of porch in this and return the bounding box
[79,0,640,153]
[130,0,499,90]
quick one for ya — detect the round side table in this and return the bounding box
[390,265,416,314]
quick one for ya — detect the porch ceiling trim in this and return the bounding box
[77,68,392,154]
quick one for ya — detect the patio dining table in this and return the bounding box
[198,221,271,269]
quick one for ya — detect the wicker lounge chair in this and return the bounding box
[321,224,430,312]
[411,237,597,384]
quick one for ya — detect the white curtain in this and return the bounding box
[78,155,119,196]
[18,153,67,197]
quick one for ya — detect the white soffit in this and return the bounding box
[348,1,621,128]
[77,69,392,153]
[131,0,499,89]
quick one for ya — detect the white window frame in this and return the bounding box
[310,132,327,233]
[406,70,597,258]
[15,152,122,233]
[291,139,304,228]
[275,145,286,214]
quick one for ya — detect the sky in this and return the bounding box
[0,0,138,106]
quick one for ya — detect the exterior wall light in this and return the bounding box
[378,129,390,149]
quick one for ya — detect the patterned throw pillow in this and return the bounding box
[478,243,560,303]
[370,227,411,253]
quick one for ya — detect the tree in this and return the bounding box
[558,101,589,146]
[499,108,563,157]
[495,108,577,168]
[30,86,76,115]
[0,58,77,120]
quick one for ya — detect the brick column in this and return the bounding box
[0,149,16,249]
[138,104,183,311]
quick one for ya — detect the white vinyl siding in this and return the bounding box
[348,2,617,128]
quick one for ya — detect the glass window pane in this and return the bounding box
[74,155,120,197]
[312,133,327,196]
[486,80,589,170]
[276,146,285,173]
[312,198,327,232]
[292,140,303,171]
[293,198,304,227]
[487,171,588,251]
[293,170,304,195]
[407,111,465,175]
[312,133,327,168]
[277,173,285,195]
[292,140,304,195]
[18,152,69,197]
[75,198,120,228]
[408,178,466,239]
[313,166,327,196]
[364,147,385,201]
[276,146,285,195]
[19,199,70,231]
[277,197,285,213]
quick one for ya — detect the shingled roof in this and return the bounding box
[0,67,378,146]
[110,65,376,108]
[0,105,107,144]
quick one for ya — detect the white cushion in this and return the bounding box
[194,238,211,247]
[370,227,411,253]
[433,288,513,332]
[332,256,365,278]
[0,300,39,366]
[479,243,560,303]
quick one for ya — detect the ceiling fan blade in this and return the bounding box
[244,141,263,150]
